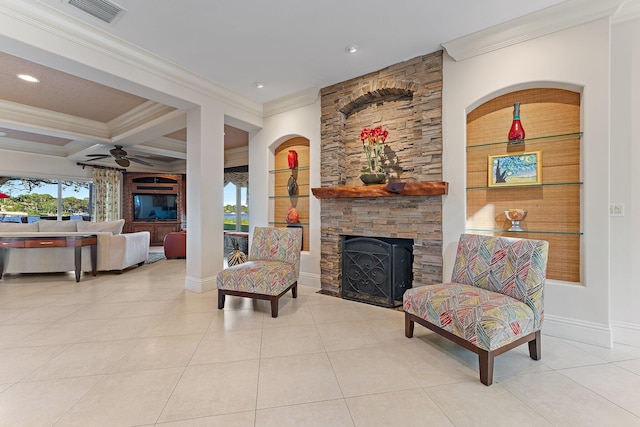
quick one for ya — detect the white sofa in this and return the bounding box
[0,219,150,275]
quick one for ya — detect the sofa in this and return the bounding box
[0,219,150,275]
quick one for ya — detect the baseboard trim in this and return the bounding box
[184,275,217,294]
[299,272,320,288]
[611,321,640,347]
[543,314,613,348]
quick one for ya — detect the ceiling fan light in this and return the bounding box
[115,158,130,167]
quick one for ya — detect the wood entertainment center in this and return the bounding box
[122,173,186,245]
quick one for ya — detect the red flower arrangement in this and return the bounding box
[360,125,389,173]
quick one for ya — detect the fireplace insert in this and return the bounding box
[341,236,413,307]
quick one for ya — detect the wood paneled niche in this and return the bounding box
[270,137,310,251]
[466,88,582,283]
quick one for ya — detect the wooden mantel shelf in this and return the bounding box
[311,181,448,199]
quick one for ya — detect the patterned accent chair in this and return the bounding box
[403,234,549,386]
[217,226,303,318]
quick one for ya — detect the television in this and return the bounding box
[133,194,178,221]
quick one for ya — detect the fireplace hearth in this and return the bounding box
[341,236,413,308]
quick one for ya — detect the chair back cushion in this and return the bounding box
[249,226,302,267]
[451,234,549,327]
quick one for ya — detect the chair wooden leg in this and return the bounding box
[405,312,415,338]
[528,330,542,360]
[291,282,297,298]
[478,350,495,386]
[218,290,225,310]
[270,297,279,318]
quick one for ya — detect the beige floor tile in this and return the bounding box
[256,399,354,427]
[15,319,106,347]
[169,296,218,315]
[55,368,184,427]
[257,352,343,409]
[156,411,256,426]
[190,329,262,365]
[0,344,67,383]
[0,292,67,309]
[0,323,47,348]
[110,299,180,318]
[355,303,403,321]
[260,324,325,358]
[308,302,367,324]
[347,389,453,427]
[538,335,608,369]
[616,358,640,375]
[328,346,420,397]
[560,363,640,417]
[426,381,553,427]
[566,339,640,362]
[317,321,382,352]
[111,334,202,372]
[80,315,163,341]
[261,304,316,329]
[0,376,102,426]
[6,303,85,324]
[25,339,139,381]
[60,301,133,321]
[501,370,640,426]
[207,308,265,333]
[393,340,478,386]
[159,360,259,422]
[146,312,215,337]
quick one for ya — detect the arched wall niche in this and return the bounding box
[271,136,310,251]
[465,87,583,283]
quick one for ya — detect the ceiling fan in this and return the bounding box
[84,145,153,167]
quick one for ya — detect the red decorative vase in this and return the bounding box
[287,150,298,169]
[285,206,299,223]
[508,102,525,142]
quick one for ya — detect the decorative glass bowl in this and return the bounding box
[505,209,527,231]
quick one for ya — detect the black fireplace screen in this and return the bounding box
[341,236,413,307]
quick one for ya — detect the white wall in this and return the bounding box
[0,149,92,182]
[249,97,322,287]
[443,19,614,347]
[610,16,640,345]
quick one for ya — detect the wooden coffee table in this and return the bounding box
[0,234,97,282]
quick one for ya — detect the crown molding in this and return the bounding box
[612,0,640,24]
[442,0,626,61]
[107,101,178,137]
[0,99,110,142]
[263,88,320,118]
[0,0,263,118]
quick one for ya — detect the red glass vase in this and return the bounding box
[508,102,525,142]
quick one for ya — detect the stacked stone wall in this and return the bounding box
[319,51,444,293]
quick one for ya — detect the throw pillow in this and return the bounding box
[77,219,125,235]
[0,222,39,232]
[38,220,80,232]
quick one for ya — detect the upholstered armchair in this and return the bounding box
[216,226,303,318]
[403,234,549,385]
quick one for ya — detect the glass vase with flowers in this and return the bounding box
[359,125,389,185]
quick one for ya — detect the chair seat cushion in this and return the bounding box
[217,260,297,295]
[403,282,537,351]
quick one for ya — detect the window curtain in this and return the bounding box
[223,171,248,187]
[92,168,121,221]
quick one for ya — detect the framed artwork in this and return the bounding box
[488,151,542,187]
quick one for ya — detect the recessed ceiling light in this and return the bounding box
[17,74,39,83]
[345,44,359,54]
[253,82,264,89]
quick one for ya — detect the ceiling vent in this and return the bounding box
[65,0,127,24]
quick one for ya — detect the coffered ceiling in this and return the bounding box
[2,0,598,172]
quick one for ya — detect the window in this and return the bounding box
[224,182,248,232]
[0,177,91,222]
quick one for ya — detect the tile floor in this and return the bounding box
[1,259,640,426]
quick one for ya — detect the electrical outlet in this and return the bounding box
[610,203,625,217]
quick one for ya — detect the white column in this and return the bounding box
[184,102,225,293]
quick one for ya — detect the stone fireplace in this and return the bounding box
[318,51,444,296]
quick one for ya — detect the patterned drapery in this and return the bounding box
[92,168,121,221]
[224,171,248,187]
